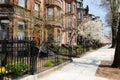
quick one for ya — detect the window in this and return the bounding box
[77,2,83,8]
[18,0,26,8]
[68,18,72,27]
[78,12,81,19]
[48,7,54,20]
[68,4,72,13]
[34,2,40,18]
[0,0,9,4]
[73,5,76,14]
[57,9,60,21]
[18,22,26,40]
[0,20,9,40]
[60,0,63,8]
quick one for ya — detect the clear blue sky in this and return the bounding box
[83,0,111,36]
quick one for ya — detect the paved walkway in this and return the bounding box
[37,45,115,80]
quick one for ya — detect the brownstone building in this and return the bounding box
[44,0,63,44]
[61,0,77,45]
[0,0,89,46]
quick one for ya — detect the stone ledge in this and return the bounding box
[18,61,70,80]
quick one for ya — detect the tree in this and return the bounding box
[112,15,120,68]
[111,0,120,68]
[100,0,119,48]
[101,0,120,68]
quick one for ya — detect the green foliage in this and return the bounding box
[44,59,54,67]
[5,62,30,76]
[59,47,68,54]
[44,58,63,67]
[73,45,84,54]
[57,58,63,63]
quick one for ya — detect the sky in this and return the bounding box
[83,0,111,36]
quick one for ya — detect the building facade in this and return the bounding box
[0,0,45,45]
[1,0,105,46]
[61,0,78,45]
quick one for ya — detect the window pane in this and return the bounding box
[18,0,26,7]
[48,8,54,20]
[35,3,40,11]
[78,12,81,19]
[18,22,26,40]
[0,20,9,40]
[34,3,40,17]
[57,9,60,21]
[68,4,71,12]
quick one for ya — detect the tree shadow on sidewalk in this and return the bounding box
[72,60,99,67]
[96,61,120,80]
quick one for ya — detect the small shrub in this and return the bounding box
[44,59,54,67]
[5,62,30,76]
[44,58,63,67]
[57,58,63,63]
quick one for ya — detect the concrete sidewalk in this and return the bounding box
[22,45,115,80]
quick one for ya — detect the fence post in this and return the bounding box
[2,39,7,66]
[68,45,73,62]
[30,40,37,75]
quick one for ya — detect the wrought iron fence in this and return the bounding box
[0,38,69,80]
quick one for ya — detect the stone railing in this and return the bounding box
[14,5,31,18]
[0,7,13,16]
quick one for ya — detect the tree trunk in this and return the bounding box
[111,18,117,48]
[111,14,120,68]
[111,28,116,48]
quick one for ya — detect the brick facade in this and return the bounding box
[0,0,88,45]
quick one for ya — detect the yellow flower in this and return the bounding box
[0,67,5,74]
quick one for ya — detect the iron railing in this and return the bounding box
[0,38,69,80]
